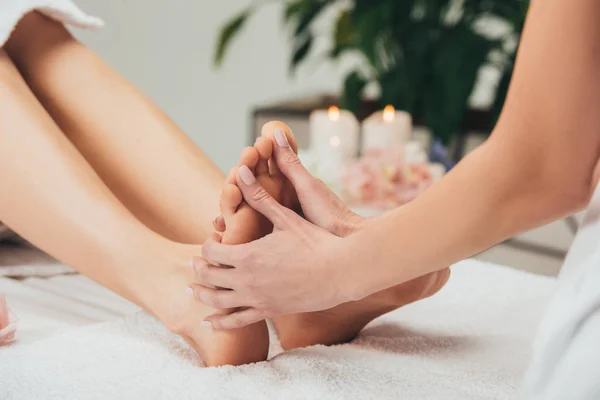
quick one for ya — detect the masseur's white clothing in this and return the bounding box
[522,183,600,399]
[0,0,103,47]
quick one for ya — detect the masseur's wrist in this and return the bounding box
[336,214,404,302]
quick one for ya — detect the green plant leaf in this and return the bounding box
[214,9,252,67]
[284,0,306,22]
[294,0,330,36]
[353,0,387,17]
[353,6,385,69]
[423,25,494,144]
[334,10,357,46]
[330,9,358,59]
[341,70,368,113]
[290,34,313,74]
[378,66,412,112]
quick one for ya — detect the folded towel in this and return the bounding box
[0,0,103,47]
[0,260,555,400]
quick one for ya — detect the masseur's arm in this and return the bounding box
[348,0,600,297]
[197,0,600,328]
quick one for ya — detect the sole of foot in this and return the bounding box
[218,121,451,351]
[274,268,451,349]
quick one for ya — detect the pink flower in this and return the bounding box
[342,149,435,209]
[0,294,17,345]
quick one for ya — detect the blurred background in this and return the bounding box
[74,0,358,171]
[0,0,581,277]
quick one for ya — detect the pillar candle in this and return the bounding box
[361,105,412,153]
[309,106,359,185]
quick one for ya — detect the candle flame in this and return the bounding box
[383,105,395,122]
[328,106,341,121]
[330,136,341,147]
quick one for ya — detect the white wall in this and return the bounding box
[72,0,353,171]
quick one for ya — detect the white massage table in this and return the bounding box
[0,249,555,400]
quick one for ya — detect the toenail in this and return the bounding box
[200,321,213,329]
[274,129,289,148]
[186,287,194,297]
[238,165,256,185]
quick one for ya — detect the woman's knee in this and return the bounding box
[4,11,76,67]
[0,48,13,73]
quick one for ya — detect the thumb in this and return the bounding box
[236,165,295,227]
[272,129,315,193]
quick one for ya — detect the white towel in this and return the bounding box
[0,0,103,47]
[0,261,555,400]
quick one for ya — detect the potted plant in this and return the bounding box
[214,0,529,145]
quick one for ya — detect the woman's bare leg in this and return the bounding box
[5,13,269,364]
[4,12,223,244]
[0,47,185,321]
[5,12,450,352]
[0,47,267,366]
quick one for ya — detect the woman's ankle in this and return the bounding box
[132,241,201,332]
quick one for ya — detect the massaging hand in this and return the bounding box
[195,137,365,329]
[212,134,365,239]
[200,208,354,329]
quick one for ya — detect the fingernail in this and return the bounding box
[200,321,212,329]
[214,216,225,231]
[186,287,194,297]
[189,258,195,271]
[238,165,256,185]
[274,129,289,148]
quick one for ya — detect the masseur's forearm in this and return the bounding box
[349,136,583,296]
[346,0,600,297]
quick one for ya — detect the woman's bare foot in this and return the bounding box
[217,124,451,350]
[275,269,450,349]
[213,121,362,236]
[147,241,268,367]
[151,147,270,367]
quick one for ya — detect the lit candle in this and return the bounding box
[309,106,359,186]
[361,105,412,153]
